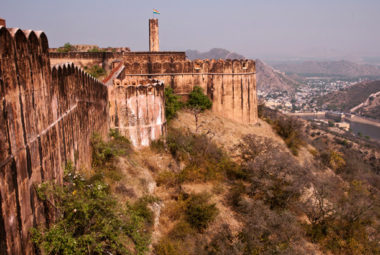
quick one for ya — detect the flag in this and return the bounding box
[153,9,160,14]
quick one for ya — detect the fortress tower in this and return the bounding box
[149,19,159,52]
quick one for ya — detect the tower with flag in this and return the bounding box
[149,17,159,52]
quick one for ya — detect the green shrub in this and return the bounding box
[86,65,106,78]
[87,47,101,52]
[258,107,305,155]
[187,86,212,111]
[164,128,240,184]
[168,221,195,240]
[165,87,183,121]
[31,164,152,254]
[91,130,131,169]
[154,238,182,255]
[156,171,179,187]
[185,193,218,231]
[57,42,74,53]
[150,139,166,152]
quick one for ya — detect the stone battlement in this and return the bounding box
[49,51,187,72]
[0,26,109,255]
[108,79,166,147]
[122,59,255,75]
[117,59,258,124]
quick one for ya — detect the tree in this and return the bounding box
[187,86,212,111]
[165,87,183,121]
[186,86,212,132]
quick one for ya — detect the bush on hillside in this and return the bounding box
[185,193,218,231]
[165,87,183,121]
[31,163,153,254]
[159,128,244,184]
[259,106,305,155]
[187,86,212,111]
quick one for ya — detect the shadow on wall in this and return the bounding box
[0,26,108,255]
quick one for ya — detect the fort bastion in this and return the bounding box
[0,18,257,254]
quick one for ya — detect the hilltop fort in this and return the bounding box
[0,18,257,254]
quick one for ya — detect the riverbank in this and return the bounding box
[347,115,380,128]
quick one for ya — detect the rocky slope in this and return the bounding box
[351,90,380,120]
[255,59,300,93]
[186,48,245,60]
[273,60,380,78]
[317,80,380,116]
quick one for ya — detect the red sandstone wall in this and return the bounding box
[121,59,258,124]
[0,27,108,255]
[49,51,187,72]
[108,79,166,147]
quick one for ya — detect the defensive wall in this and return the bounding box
[0,26,108,254]
[119,59,258,124]
[49,51,186,72]
[108,79,166,147]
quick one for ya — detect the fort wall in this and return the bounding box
[0,26,108,254]
[120,59,258,124]
[108,79,166,147]
[49,51,186,72]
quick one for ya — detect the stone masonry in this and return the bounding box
[149,19,159,52]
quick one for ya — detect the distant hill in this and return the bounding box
[186,48,244,60]
[351,91,380,120]
[273,60,380,78]
[186,49,299,93]
[317,80,380,118]
[255,59,300,93]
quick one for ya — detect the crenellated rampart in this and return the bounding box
[0,26,108,254]
[49,51,187,72]
[108,79,166,147]
[120,59,258,124]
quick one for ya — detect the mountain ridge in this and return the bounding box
[273,60,380,78]
[186,48,299,93]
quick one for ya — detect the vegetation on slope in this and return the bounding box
[259,104,305,155]
[152,105,380,255]
[30,92,380,255]
[31,130,155,254]
[164,87,183,121]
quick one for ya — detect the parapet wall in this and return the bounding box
[49,51,187,72]
[121,59,258,124]
[108,79,166,147]
[0,26,108,255]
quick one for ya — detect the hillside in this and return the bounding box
[351,90,380,120]
[317,80,380,115]
[31,105,380,254]
[256,59,300,93]
[273,60,380,78]
[186,48,245,60]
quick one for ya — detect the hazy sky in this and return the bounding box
[2,0,380,60]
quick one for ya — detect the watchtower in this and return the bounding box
[149,19,159,52]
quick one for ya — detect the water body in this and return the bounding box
[294,114,380,142]
[350,121,380,141]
